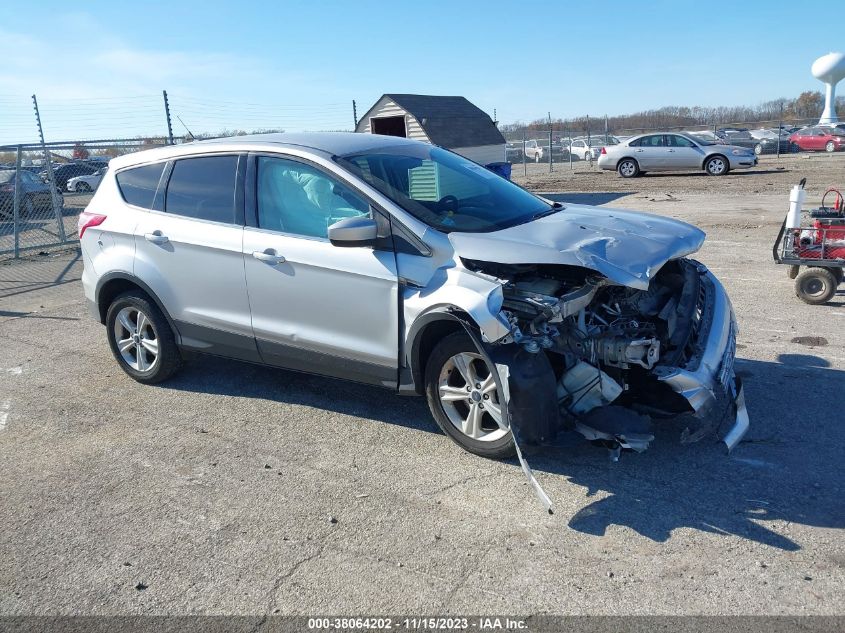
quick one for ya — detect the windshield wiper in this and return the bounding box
[531,203,563,220]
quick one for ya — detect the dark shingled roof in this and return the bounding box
[382,94,505,148]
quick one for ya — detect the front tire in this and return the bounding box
[754,143,763,155]
[424,332,515,459]
[617,158,639,178]
[705,155,729,176]
[75,182,91,192]
[106,291,182,384]
[794,267,838,305]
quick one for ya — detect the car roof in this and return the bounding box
[108,132,423,170]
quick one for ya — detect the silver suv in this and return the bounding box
[79,133,748,459]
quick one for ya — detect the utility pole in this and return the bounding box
[352,100,358,129]
[548,112,552,173]
[32,94,66,243]
[163,90,174,145]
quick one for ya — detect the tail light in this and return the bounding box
[600,147,607,155]
[78,211,106,239]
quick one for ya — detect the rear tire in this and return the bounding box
[794,267,838,305]
[790,142,800,153]
[828,267,844,285]
[786,265,800,280]
[617,158,640,178]
[106,291,182,384]
[826,141,836,153]
[424,332,515,459]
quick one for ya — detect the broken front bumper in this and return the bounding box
[654,263,749,451]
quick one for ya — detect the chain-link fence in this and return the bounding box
[500,115,845,173]
[0,139,171,263]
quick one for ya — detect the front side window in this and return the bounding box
[116,162,166,209]
[337,145,553,233]
[165,155,238,223]
[667,135,695,148]
[257,157,369,238]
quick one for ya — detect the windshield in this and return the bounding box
[688,134,715,146]
[336,145,553,233]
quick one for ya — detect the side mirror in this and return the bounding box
[328,216,378,248]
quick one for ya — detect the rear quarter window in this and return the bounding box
[115,163,166,209]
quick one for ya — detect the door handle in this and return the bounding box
[144,231,169,245]
[667,149,675,152]
[252,249,286,265]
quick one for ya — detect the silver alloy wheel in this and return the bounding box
[826,141,836,153]
[75,182,90,192]
[437,352,507,442]
[707,156,727,175]
[619,160,637,177]
[754,143,763,155]
[113,306,159,372]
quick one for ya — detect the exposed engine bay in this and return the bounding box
[461,256,745,461]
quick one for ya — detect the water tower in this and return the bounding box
[811,52,845,124]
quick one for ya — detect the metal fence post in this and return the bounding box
[777,104,783,159]
[567,122,572,170]
[162,90,174,145]
[548,113,553,173]
[32,94,66,243]
[522,130,526,177]
[352,100,358,128]
[13,145,22,259]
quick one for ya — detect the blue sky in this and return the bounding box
[0,0,842,143]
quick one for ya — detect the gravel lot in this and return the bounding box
[0,164,843,617]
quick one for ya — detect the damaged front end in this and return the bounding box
[462,257,749,458]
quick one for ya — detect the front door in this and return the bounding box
[242,155,399,387]
[665,134,704,169]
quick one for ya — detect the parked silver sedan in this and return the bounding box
[597,132,757,177]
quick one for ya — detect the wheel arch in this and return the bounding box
[405,307,477,395]
[95,273,178,337]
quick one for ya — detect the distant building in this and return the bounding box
[355,94,505,164]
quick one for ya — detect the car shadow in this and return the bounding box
[543,192,635,206]
[160,356,438,435]
[163,353,844,551]
[522,356,844,551]
[640,169,789,178]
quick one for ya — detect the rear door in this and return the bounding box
[242,154,399,386]
[131,153,259,361]
[630,135,667,170]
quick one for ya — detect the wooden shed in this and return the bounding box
[355,94,506,165]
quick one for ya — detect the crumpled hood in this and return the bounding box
[448,204,705,290]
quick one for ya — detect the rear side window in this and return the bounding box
[115,163,165,209]
[165,156,238,223]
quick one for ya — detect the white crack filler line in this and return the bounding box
[0,399,9,432]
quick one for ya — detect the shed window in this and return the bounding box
[371,116,407,138]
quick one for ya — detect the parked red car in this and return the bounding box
[788,127,845,152]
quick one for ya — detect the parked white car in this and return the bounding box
[569,137,618,161]
[67,166,107,193]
